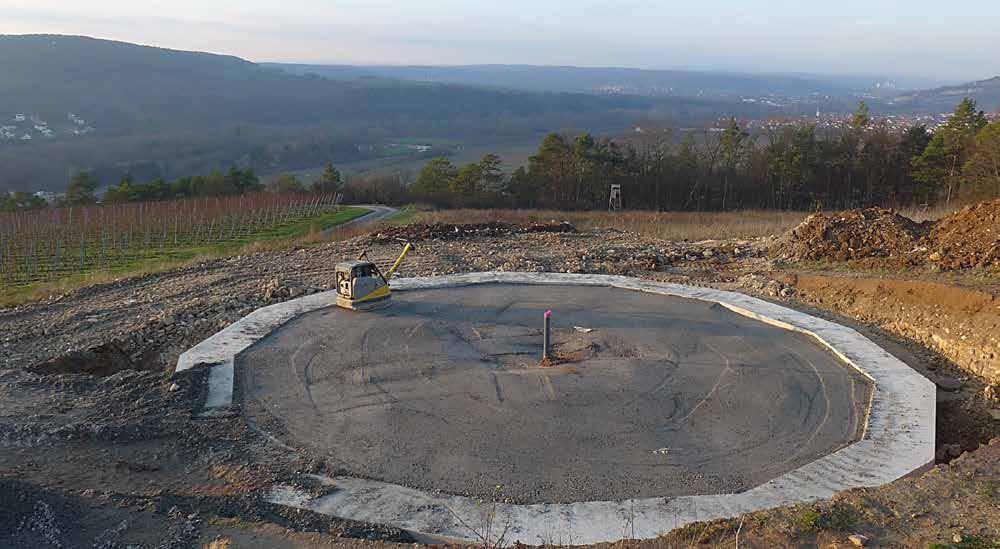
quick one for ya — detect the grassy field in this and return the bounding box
[0,206,368,306]
[408,203,965,241]
[390,137,464,146]
[383,205,420,226]
[267,139,541,185]
[380,145,421,158]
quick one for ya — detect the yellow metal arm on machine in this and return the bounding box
[335,241,412,311]
[384,242,412,280]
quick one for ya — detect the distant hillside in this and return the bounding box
[0,35,661,134]
[1,35,278,133]
[888,77,1000,112]
[1,35,783,191]
[265,63,864,99]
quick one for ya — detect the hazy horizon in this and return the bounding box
[3,1,999,84]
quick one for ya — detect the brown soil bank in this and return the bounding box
[774,273,1000,387]
[771,199,1000,270]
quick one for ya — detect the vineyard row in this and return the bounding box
[0,192,344,288]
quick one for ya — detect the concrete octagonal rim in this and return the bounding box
[176,272,936,544]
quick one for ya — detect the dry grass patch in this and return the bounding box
[202,537,233,549]
[897,203,966,222]
[412,209,806,241]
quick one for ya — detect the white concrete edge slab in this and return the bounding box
[176,272,936,544]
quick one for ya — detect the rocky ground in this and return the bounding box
[1,215,998,548]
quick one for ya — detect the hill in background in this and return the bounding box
[0,35,782,192]
[269,63,1000,114]
[1,35,994,193]
[264,63,867,98]
[0,35,701,134]
[888,76,1000,112]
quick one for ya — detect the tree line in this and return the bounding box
[2,164,347,211]
[7,98,998,213]
[405,98,999,211]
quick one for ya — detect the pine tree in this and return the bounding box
[851,101,872,130]
[961,121,1000,199]
[267,174,306,194]
[912,98,988,205]
[411,158,458,206]
[313,163,344,193]
[64,172,99,205]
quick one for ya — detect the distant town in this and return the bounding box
[714,110,1000,133]
[0,112,96,143]
[742,111,957,132]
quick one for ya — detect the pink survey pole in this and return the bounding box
[543,310,552,360]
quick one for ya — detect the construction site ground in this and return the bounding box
[241,284,871,505]
[1,211,998,548]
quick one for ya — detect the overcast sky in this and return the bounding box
[2,0,998,82]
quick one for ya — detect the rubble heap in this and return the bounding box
[771,200,1000,271]
[371,221,576,243]
[926,199,1000,270]
[771,208,930,263]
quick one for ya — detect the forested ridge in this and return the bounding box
[0,35,775,192]
[0,36,664,132]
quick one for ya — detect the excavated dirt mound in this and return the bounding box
[927,199,1000,270]
[773,200,1000,271]
[771,208,931,262]
[28,341,149,377]
[371,221,576,243]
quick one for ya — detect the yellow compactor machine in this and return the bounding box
[335,242,412,311]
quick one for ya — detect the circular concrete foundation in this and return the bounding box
[240,284,871,504]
